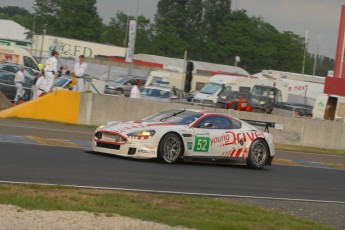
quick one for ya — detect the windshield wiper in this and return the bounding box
[160,109,186,122]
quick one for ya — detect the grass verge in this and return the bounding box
[0,184,335,230]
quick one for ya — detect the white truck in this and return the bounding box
[32,35,126,59]
[312,94,345,122]
[0,44,40,73]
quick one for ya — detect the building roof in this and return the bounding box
[0,19,29,41]
[134,54,251,77]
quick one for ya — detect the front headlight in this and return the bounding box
[96,125,104,130]
[260,101,266,105]
[127,130,156,137]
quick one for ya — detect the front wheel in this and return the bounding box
[158,133,183,163]
[246,139,269,169]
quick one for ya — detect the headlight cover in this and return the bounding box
[127,130,156,137]
[260,101,266,105]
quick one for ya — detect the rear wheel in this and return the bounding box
[116,88,124,96]
[230,101,238,110]
[158,133,183,163]
[246,139,269,169]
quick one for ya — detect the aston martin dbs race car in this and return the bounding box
[92,109,275,169]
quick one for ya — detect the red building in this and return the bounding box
[324,5,345,96]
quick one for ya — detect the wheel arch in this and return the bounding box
[158,131,185,155]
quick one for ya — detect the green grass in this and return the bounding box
[0,184,335,230]
[276,144,345,156]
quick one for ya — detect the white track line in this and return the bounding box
[1,180,344,205]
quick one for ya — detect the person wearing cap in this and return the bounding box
[44,50,59,91]
[130,80,141,99]
[73,55,88,92]
[14,66,25,103]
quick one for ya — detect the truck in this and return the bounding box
[0,44,40,74]
[216,84,283,113]
[32,35,126,59]
[312,94,345,122]
[192,74,324,107]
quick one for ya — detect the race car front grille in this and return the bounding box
[95,132,126,143]
[96,142,120,150]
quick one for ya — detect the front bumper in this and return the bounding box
[92,140,158,159]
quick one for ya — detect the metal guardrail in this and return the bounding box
[0,80,33,102]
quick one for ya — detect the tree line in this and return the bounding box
[0,0,334,76]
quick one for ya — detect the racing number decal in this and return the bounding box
[193,137,210,152]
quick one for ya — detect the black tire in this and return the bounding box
[116,88,124,96]
[230,101,238,110]
[246,139,269,169]
[158,133,183,163]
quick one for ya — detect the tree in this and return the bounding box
[34,0,103,41]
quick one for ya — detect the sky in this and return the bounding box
[0,0,343,58]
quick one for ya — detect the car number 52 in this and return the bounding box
[193,137,210,152]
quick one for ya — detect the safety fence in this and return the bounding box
[0,80,33,102]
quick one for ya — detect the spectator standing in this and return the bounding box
[44,50,59,91]
[14,66,25,103]
[31,72,41,99]
[35,73,49,98]
[73,55,87,92]
[130,80,141,98]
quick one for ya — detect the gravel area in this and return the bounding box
[228,198,345,230]
[0,205,191,230]
[0,200,344,229]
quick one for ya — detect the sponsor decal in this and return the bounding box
[138,149,155,154]
[187,142,193,150]
[195,132,210,136]
[222,148,249,158]
[193,137,210,152]
[211,131,265,146]
[288,85,308,92]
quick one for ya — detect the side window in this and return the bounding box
[23,56,39,71]
[194,116,233,129]
[224,86,232,92]
[231,119,242,129]
[275,90,282,104]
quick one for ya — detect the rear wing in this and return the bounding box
[241,119,283,133]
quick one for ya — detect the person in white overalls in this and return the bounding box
[44,50,59,92]
[73,55,88,92]
[14,66,25,103]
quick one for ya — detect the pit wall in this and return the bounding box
[79,93,345,150]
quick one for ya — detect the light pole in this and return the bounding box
[31,1,37,53]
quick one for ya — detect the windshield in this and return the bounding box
[54,78,69,87]
[141,87,170,98]
[200,83,222,94]
[142,110,203,125]
[251,86,271,97]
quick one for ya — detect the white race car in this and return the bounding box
[92,109,275,169]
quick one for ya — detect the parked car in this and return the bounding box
[273,104,313,118]
[104,76,146,96]
[0,70,33,101]
[54,75,72,90]
[140,85,187,103]
[91,109,276,169]
[0,62,37,80]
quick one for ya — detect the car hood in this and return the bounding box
[97,121,178,134]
